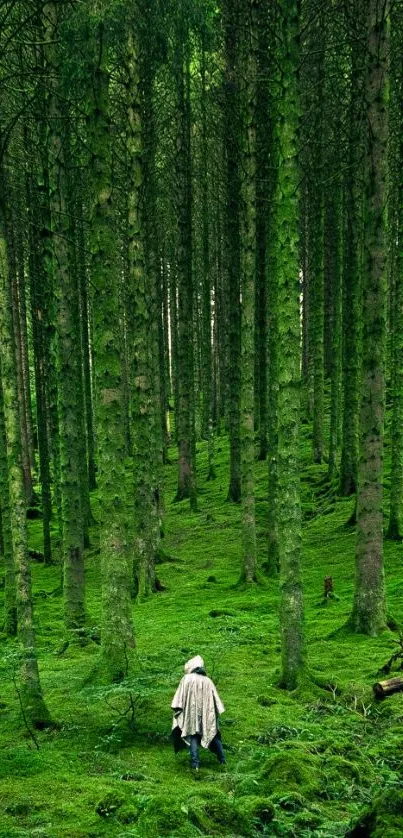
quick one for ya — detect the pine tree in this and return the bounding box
[339,0,366,498]
[45,2,86,628]
[223,0,241,503]
[86,10,135,679]
[239,0,257,583]
[351,0,388,635]
[173,0,197,510]
[125,15,155,598]
[387,1,403,540]
[0,169,50,725]
[275,0,304,688]
[0,363,17,636]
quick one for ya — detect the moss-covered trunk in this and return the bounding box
[125,23,155,599]
[274,0,304,689]
[0,364,17,636]
[173,6,197,510]
[87,17,135,679]
[45,2,85,628]
[223,0,241,503]
[0,172,50,726]
[351,0,388,635]
[387,3,403,540]
[339,2,366,498]
[239,0,257,584]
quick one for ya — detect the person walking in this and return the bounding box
[171,655,226,771]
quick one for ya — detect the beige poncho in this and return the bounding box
[171,656,225,749]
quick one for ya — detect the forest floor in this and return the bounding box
[1,424,403,837]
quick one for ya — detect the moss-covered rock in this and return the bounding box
[322,755,363,789]
[136,795,191,836]
[239,795,275,831]
[347,789,403,836]
[188,791,252,836]
[269,790,306,812]
[260,746,321,797]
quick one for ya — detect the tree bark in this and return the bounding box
[351,0,388,636]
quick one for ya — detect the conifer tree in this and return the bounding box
[339,0,366,498]
[239,0,257,583]
[387,1,403,540]
[351,0,388,635]
[125,13,155,598]
[223,0,241,503]
[173,0,197,510]
[0,363,17,636]
[0,170,50,725]
[45,2,86,628]
[86,8,135,679]
[275,0,304,687]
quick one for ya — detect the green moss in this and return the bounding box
[136,795,191,836]
[260,746,322,797]
[347,789,403,837]
[187,791,251,836]
[239,796,275,830]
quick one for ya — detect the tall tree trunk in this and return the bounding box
[26,164,53,566]
[125,22,155,598]
[223,0,241,503]
[173,5,197,510]
[0,366,17,636]
[0,172,51,726]
[275,0,304,689]
[239,0,257,584]
[45,2,86,628]
[76,198,97,493]
[387,2,403,540]
[200,37,216,481]
[8,208,34,505]
[339,2,366,497]
[87,16,135,679]
[327,192,343,482]
[351,0,388,635]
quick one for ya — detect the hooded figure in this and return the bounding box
[171,655,226,769]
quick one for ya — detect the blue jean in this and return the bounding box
[189,733,225,768]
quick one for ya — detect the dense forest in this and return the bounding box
[1,0,403,835]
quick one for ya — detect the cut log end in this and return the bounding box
[373,676,403,699]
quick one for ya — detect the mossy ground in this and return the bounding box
[1,422,403,837]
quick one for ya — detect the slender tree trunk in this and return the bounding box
[275,1,304,688]
[45,2,86,627]
[14,196,36,485]
[339,3,366,497]
[351,0,388,635]
[76,199,97,494]
[224,0,241,503]
[87,16,135,679]
[387,2,403,540]
[200,39,216,481]
[0,173,51,726]
[327,192,343,482]
[125,23,155,598]
[173,6,197,510]
[26,165,53,565]
[0,367,17,636]
[8,211,34,505]
[239,0,257,584]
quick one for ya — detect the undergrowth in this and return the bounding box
[1,422,403,837]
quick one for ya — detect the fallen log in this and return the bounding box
[373,676,403,699]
